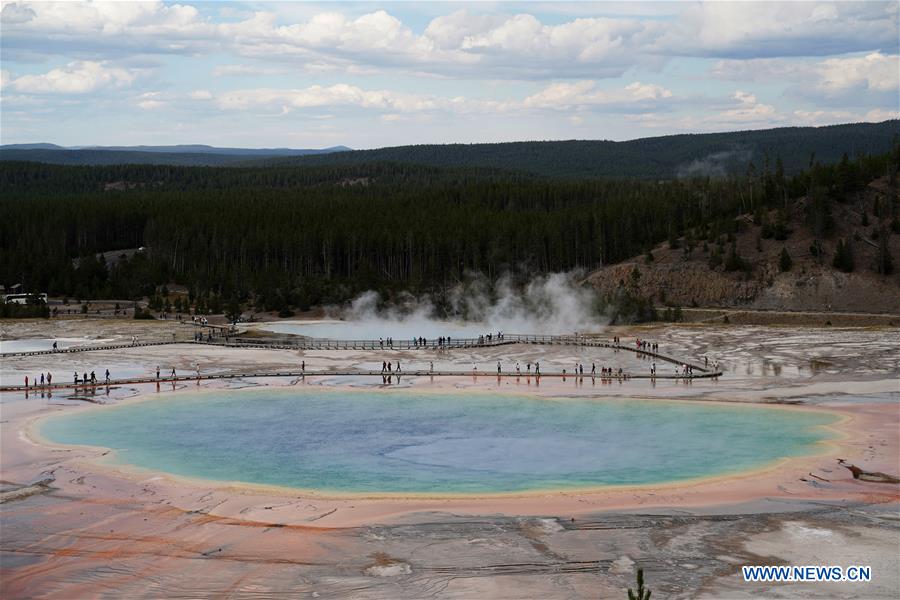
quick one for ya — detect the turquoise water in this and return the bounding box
[40,390,836,494]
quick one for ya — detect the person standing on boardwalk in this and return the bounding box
[47,372,52,385]
[106,369,111,383]
[25,376,28,388]
[40,373,45,386]
[497,361,501,375]
[156,366,160,380]
[395,360,401,372]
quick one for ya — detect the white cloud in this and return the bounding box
[864,108,900,121]
[212,63,288,77]
[522,80,672,110]
[5,2,893,80]
[136,91,165,110]
[209,80,676,117]
[188,89,212,100]
[817,52,899,94]
[793,107,900,126]
[721,91,778,123]
[1,1,214,40]
[628,90,783,132]
[6,60,136,94]
[663,2,898,58]
[710,51,899,108]
[214,84,439,113]
[137,99,164,110]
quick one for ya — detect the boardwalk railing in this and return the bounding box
[220,333,708,372]
[1,332,714,378]
[3,366,721,393]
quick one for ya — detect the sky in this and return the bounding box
[1,1,898,149]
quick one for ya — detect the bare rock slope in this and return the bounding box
[586,178,900,314]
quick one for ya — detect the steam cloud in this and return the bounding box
[330,271,604,337]
[676,147,754,179]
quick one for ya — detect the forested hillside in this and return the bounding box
[261,121,900,179]
[1,145,897,315]
[3,121,896,178]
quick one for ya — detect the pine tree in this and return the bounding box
[779,247,792,272]
[832,239,854,272]
[875,229,894,275]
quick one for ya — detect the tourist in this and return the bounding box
[73,371,78,384]
[169,367,175,379]
[90,371,96,384]
[47,372,52,385]
[396,360,401,372]
[24,375,28,388]
[40,373,45,386]
[516,362,520,375]
[52,341,57,351]
[382,361,387,373]
[497,361,501,374]
[106,369,111,383]
[156,366,160,379]
[591,363,596,376]
[301,360,305,372]
[430,361,434,373]
[535,361,540,375]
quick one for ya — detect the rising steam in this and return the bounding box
[329,271,604,337]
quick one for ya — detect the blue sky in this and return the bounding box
[1,1,897,148]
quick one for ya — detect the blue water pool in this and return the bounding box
[40,390,836,494]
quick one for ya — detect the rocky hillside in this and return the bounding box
[586,177,900,314]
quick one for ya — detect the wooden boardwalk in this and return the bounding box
[2,333,718,392]
[4,368,720,393]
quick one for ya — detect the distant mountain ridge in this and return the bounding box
[256,120,900,179]
[2,121,897,177]
[0,143,350,166]
[0,143,350,155]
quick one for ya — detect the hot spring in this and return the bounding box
[40,390,836,495]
